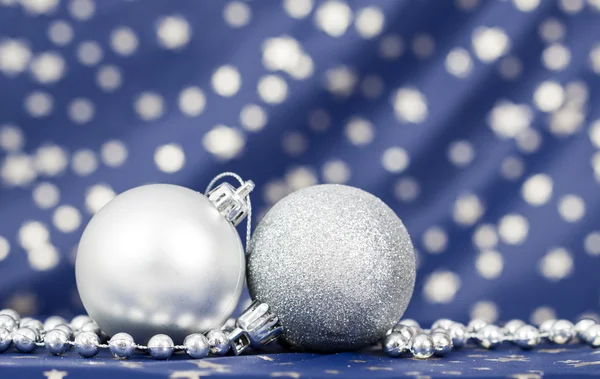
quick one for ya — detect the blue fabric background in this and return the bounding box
[1,0,600,377]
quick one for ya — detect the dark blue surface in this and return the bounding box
[1,0,600,377]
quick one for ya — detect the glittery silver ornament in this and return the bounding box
[76,181,253,344]
[247,184,416,352]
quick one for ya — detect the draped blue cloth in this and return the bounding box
[1,0,600,377]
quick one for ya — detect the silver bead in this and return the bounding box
[575,319,596,340]
[44,316,67,332]
[75,331,100,358]
[0,309,20,324]
[503,319,526,336]
[20,318,43,335]
[206,330,230,356]
[0,315,17,332]
[431,331,452,356]
[513,325,540,349]
[81,321,101,336]
[477,325,503,349]
[44,329,70,356]
[448,323,467,348]
[539,319,556,335]
[12,327,38,353]
[397,319,421,332]
[54,324,73,340]
[109,332,136,359]
[71,315,93,332]
[382,332,409,357]
[432,318,454,331]
[0,328,12,352]
[148,334,174,360]
[184,333,210,359]
[389,324,416,341]
[549,319,575,344]
[582,324,600,347]
[468,319,488,334]
[410,334,434,359]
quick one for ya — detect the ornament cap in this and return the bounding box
[227,300,282,355]
[208,180,254,227]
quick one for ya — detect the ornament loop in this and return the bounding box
[205,172,253,252]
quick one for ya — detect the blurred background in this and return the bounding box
[0,0,599,328]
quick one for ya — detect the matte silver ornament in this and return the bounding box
[148,334,174,360]
[184,333,210,358]
[247,184,416,352]
[75,331,100,358]
[383,332,409,357]
[76,182,253,344]
[44,329,70,355]
[513,325,539,349]
[410,334,434,359]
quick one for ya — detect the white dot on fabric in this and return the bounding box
[361,74,384,99]
[382,147,410,173]
[498,56,523,80]
[423,226,448,254]
[470,301,499,323]
[0,124,25,152]
[283,0,313,19]
[394,177,420,202]
[476,250,504,280]
[28,243,59,271]
[96,65,122,92]
[1,154,37,187]
[513,0,540,11]
[212,65,241,97]
[559,0,585,13]
[0,236,9,262]
[68,0,95,21]
[354,6,384,39]
[32,182,60,209]
[534,81,564,112]
[77,41,103,66]
[473,224,499,250]
[325,65,357,97]
[448,140,475,167]
[286,166,318,191]
[550,106,585,137]
[71,149,98,176]
[456,0,479,11]
[223,1,251,28]
[489,101,532,138]
[314,0,352,38]
[20,0,59,14]
[240,104,267,131]
[522,174,553,206]
[584,232,600,256]
[34,144,69,177]
[85,184,116,213]
[68,98,95,124]
[539,18,565,43]
[257,75,288,104]
[412,33,435,59]
[101,140,128,167]
[24,91,53,118]
[516,128,542,153]
[48,20,73,46]
[156,15,191,49]
[531,306,557,326]
[445,48,473,78]
[282,131,308,157]
[18,221,50,251]
[379,34,404,60]
[53,205,82,233]
[322,160,351,184]
[453,194,485,226]
[345,117,374,146]
[589,120,600,148]
[539,247,573,281]
[423,270,461,304]
[0,39,32,76]
[558,194,585,222]
[308,108,331,132]
[178,86,206,117]
[472,26,510,63]
[134,92,165,121]
[202,125,245,160]
[542,43,571,71]
[392,87,428,123]
[498,213,529,245]
[30,52,66,84]
[590,44,600,74]
[501,156,524,180]
[154,144,186,173]
[264,179,290,204]
[110,26,138,56]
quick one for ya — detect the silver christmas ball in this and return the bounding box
[513,325,539,349]
[109,332,136,358]
[383,332,409,357]
[148,334,174,360]
[76,184,247,344]
[13,327,38,353]
[247,184,416,352]
[184,333,210,358]
[410,334,435,359]
[44,329,70,355]
[75,331,100,358]
[549,319,575,344]
[0,328,12,352]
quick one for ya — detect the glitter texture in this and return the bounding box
[247,184,416,352]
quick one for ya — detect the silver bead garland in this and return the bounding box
[0,308,598,360]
